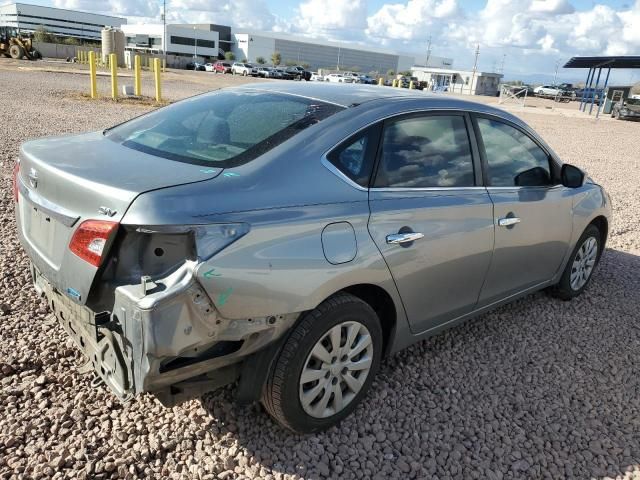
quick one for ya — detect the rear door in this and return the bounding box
[472,114,573,306]
[367,112,495,334]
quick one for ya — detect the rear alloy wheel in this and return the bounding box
[549,224,601,300]
[262,293,382,433]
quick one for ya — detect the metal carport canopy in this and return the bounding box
[562,56,640,117]
[563,56,640,69]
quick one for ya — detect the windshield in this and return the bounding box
[107,91,343,167]
[626,98,640,106]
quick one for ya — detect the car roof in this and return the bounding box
[232,82,511,116]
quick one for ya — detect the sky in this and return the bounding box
[6,0,640,83]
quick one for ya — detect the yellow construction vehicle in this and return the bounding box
[0,27,41,60]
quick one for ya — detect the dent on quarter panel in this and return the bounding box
[321,222,357,264]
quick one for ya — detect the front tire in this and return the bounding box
[262,293,383,433]
[549,224,601,300]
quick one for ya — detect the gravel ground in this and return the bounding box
[1,64,640,480]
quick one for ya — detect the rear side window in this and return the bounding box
[327,125,381,187]
[107,91,343,167]
[373,114,475,188]
[476,118,552,187]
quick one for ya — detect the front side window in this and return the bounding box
[107,91,343,167]
[476,118,552,187]
[373,114,475,188]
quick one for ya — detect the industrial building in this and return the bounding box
[411,65,503,96]
[232,31,427,74]
[0,2,126,41]
[121,24,220,59]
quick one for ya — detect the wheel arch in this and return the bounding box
[589,215,608,254]
[340,283,398,357]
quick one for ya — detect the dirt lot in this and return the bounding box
[1,60,639,480]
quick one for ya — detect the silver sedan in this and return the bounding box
[14,83,611,433]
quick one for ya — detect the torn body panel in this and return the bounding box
[37,258,300,402]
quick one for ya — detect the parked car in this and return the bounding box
[185,62,206,71]
[533,85,564,97]
[325,73,352,83]
[310,72,324,82]
[342,72,361,83]
[274,68,294,80]
[231,62,258,76]
[611,97,640,120]
[358,75,375,85]
[285,65,312,81]
[14,83,610,434]
[572,88,604,103]
[204,63,216,72]
[213,61,232,74]
[256,66,277,78]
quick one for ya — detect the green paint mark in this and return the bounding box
[203,268,221,279]
[223,171,240,177]
[218,288,233,306]
[200,169,216,174]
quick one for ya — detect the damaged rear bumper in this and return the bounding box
[33,261,298,405]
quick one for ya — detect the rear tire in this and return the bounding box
[9,44,24,59]
[549,224,601,300]
[261,293,383,433]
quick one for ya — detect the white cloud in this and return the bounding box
[296,0,368,37]
[366,0,460,42]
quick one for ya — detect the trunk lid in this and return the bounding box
[16,131,221,304]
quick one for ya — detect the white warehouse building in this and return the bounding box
[232,31,432,74]
[411,65,503,96]
[121,24,220,60]
[0,2,126,41]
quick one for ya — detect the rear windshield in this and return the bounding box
[107,91,343,167]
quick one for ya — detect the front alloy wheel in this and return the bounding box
[549,224,601,300]
[570,236,598,291]
[262,293,382,433]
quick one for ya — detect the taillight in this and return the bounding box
[12,162,20,203]
[69,220,119,267]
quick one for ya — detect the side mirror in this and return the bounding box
[561,163,585,188]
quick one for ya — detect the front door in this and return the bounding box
[472,115,573,306]
[367,112,494,333]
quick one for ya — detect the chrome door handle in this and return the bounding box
[497,217,521,227]
[386,232,424,244]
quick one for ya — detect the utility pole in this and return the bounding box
[500,53,506,74]
[337,47,341,71]
[552,58,560,85]
[469,44,479,95]
[162,0,166,56]
[425,35,432,67]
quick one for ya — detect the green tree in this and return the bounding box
[350,66,361,72]
[62,37,80,46]
[301,62,310,69]
[284,59,297,66]
[224,51,235,61]
[387,69,395,76]
[399,70,412,76]
[33,25,56,43]
[271,51,281,66]
[256,56,266,64]
[241,58,248,62]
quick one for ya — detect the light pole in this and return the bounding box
[193,26,197,60]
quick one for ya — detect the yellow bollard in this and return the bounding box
[162,58,166,73]
[134,55,141,96]
[378,77,383,86]
[392,79,397,88]
[89,51,97,99]
[110,53,118,100]
[409,80,414,90]
[153,58,162,102]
